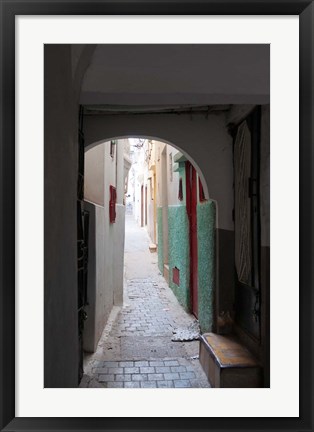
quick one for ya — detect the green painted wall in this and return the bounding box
[157,206,164,274]
[197,200,216,332]
[168,205,190,310]
[157,161,215,330]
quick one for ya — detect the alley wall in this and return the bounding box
[133,140,217,333]
[83,139,130,352]
[44,45,79,388]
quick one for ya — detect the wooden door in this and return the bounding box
[186,162,198,317]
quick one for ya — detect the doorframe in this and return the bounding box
[140,184,144,227]
[185,161,198,317]
[233,106,262,343]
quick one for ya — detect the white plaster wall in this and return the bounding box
[132,144,146,226]
[147,177,155,243]
[155,141,165,208]
[146,139,181,245]
[83,139,128,352]
[134,177,142,225]
[84,112,234,230]
[83,201,107,353]
[113,204,125,306]
[113,140,129,306]
[116,140,124,204]
[85,144,105,206]
[166,146,181,206]
[103,139,129,309]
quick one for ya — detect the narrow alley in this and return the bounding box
[80,214,210,388]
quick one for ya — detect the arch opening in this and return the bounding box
[83,136,217,364]
[85,134,212,203]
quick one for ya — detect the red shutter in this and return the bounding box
[109,185,117,223]
[173,267,180,286]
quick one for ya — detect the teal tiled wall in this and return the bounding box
[197,200,216,332]
[168,205,190,310]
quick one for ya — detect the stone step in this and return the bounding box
[149,243,157,253]
[199,332,262,388]
[163,264,169,284]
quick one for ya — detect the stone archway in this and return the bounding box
[84,134,217,336]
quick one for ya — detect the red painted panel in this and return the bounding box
[109,185,116,223]
[186,162,198,317]
[173,267,180,286]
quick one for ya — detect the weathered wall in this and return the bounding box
[44,45,79,387]
[113,204,125,306]
[147,181,155,242]
[85,144,105,206]
[114,141,128,305]
[83,140,127,352]
[197,200,216,332]
[157,145,217,329]
[83,201,106,353]
[84,112,233,231]
[216,228,235,317]
[157,207,164,274]
[168,205,190,311]
[166,146,181,206]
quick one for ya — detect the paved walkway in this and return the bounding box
[80,215,210,389]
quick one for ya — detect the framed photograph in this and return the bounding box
[1,1,313,431]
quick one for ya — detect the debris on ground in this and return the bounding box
[171,320,200,342]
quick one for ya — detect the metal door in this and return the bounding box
[233,107,261,340]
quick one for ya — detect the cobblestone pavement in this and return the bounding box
[80,216,210,389]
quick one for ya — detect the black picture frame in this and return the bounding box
[0,1,313,431]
